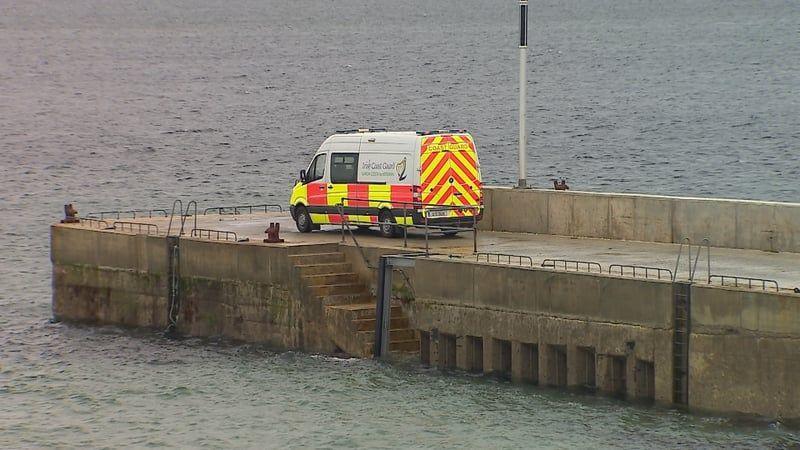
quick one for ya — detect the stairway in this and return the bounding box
[289,248,419,358]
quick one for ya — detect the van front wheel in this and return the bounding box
[378,210,397,238]
[295,205,313,233]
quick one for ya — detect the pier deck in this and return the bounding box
[94,212,799,290]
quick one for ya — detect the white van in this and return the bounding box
[289,129,483,237]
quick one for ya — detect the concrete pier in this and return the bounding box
[51,188,800,420]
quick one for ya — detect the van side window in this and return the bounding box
[330,153,358,184]
[306,153,326,183]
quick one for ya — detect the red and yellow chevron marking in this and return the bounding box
[420,134,482,216]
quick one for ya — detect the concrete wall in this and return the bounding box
[481,187,800,253]
[51,225,339,353]
[690,285,800,419]
[51,225,169,328]
[406,257,675,403]
[176,239,325,351]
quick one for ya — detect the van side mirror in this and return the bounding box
[299,169,306,183]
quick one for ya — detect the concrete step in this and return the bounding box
[289,252,345,265]
[358,328,417,342]
[352,316,409,331]
[295,262,353,276]
[302,272,359,285]
[316,293,374,306]
[326,303,403,320]
[309,283,368,297]
[389,339,420,352]
[285,243,340,255]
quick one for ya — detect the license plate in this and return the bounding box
[426,208,450,218]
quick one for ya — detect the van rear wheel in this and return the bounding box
[378,210,398,238]
[295,205,313,233]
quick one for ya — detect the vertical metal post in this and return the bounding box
[339,204,345,242]
[518,0,528,188]
[473,212,478,254]
[403,206,408,248]
[373,256,392,359]
[424,213,429,255]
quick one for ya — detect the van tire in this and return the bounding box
[295,205,313,233]
[378,210,397,238]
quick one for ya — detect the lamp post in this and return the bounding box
[518,0,528,188]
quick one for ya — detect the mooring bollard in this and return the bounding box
[61,204,79,223]
[264,222,284,243]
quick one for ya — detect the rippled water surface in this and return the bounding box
[1,0,799,447]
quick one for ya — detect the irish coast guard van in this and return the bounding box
[289,129,483,238]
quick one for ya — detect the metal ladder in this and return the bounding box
[670,237,710,406]
[672,282,691,405]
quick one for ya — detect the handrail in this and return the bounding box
[341,196,480,211]
[112,221,159,235]
[336,204,374,269]
[337,197,480,254]
[475,252,534,266]
[203,204,284,215]
[673,237,692,282]
[183,200,197,236]
[86,209,168,220]
[691,238,711,283]
[79,218,111,229]
[167,199,197,237]
[167,200,183,236]
[609,264,673,280]
[673,237,712,282]
[541,259,603,273]
[709,275,779,291]
[190,228,238,241]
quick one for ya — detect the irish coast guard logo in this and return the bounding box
[396,157,407,181]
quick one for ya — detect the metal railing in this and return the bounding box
[86,209,168,220]
[335,204,374,269]
[112,221,159,235]
[609,264,673,280]
[79,218,111,229]
[541,259,603,273]
[673,237,711,282]
[337,197,480,254]
[709,275,779,292]
[475,252,534,266]
[167,200,197,237]
[190,228,238,241]
[203,204,283,215]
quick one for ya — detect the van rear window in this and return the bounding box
[331,153,358,183]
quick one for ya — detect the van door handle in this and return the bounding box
[319,185,326,190]
[327,184,333,189]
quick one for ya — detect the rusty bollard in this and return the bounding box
[61,204,80,223]
[264,222,284,243]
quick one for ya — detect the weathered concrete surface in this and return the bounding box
[51,224,344,353]
[52,216,800,420]
[690,285,800,419]
[94,211,800,288]
[406,257,675,403]
[51,225,168,327]
[481,187,800,253]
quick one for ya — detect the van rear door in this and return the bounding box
[419,134,481,218]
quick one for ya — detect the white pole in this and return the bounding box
[518,0,528,188]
